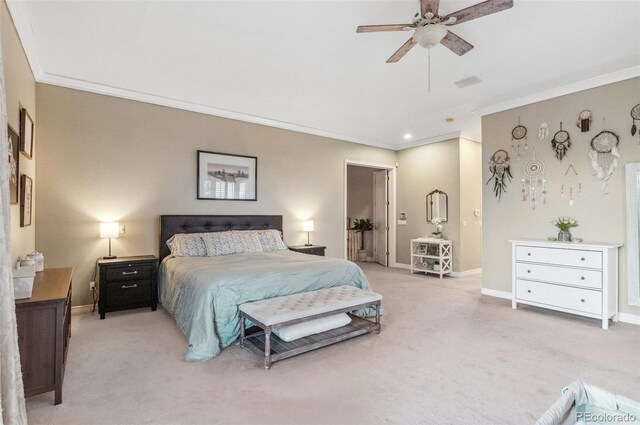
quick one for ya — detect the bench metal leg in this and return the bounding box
[264,329,272,369]
[239,314,246,347]
[374,303,381,334]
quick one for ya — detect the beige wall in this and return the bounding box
[481,77,640,316]
[35,84,397,305]
[347,165,376,257]
[458,138,482,271]
[396,139,461,267]
[2,1,36,264]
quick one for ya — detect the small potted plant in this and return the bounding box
[552,216,578,242]
[430,218,444,239]
[353,218,374,261]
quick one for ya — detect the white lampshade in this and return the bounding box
[302,220,315,232]
[100,222,120,239]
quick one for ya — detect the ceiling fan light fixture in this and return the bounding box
[413,24,448,48]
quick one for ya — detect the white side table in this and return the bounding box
[410,238,452,279]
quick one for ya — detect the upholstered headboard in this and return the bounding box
[159,215,283,262]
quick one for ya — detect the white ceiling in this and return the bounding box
[8,1,640,150]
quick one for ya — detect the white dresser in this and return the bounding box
[510,240,621,329]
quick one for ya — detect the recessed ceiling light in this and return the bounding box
[403,133,413,140]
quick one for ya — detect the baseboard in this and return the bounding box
[395,263,411,270]
[450,268,482,278]
[71,304,93,315]
[618,312,640,325]
[480,287,512,300]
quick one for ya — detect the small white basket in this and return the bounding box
[13,265,36,299]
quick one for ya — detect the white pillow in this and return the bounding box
[203,231,263,257]
[256,229,287,252]
[166,233,207,257]
[274,313,352,342]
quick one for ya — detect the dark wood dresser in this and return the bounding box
[15,267,73,405]
[98,255,158,319]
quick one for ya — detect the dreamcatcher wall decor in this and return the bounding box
[538,122,549,142]
[576,110,591,132]
[551,122,571,161]
[561,164,581,207]
[511,118,528,159]
[486,149,512,201]
[520,149,546,210]
[589,130,620,194]
[631,104,640,143]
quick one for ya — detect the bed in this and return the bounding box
[157,215,373,361]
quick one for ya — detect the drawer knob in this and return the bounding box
[122,271,138,276]
[527,270,531,273]
[580,298,585,303]
[527,289,531,293]
[527,253,531,256]
[580,257,585,261]
[122,284,138,289]
[581,276,585,280]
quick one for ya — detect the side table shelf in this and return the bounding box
[410,238,452,279]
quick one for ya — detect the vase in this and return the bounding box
[557,230,572,242]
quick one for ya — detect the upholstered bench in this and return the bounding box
[239,286,382,369]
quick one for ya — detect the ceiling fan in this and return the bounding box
[357,0,514,63]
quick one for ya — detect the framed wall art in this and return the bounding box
[197,150,257,201]
[20,107,34,159]
[8,125,19,204]
[20,174,33,227]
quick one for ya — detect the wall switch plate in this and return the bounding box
[462,221,467,228]
[397,220,407,226]
[89,281,96,292]
[119,224,125,235]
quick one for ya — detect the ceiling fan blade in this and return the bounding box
[386,38,417,63]
[357,24,415,33]
[440,31,474,56]
[443,0,513,25]
[420,0,440,17]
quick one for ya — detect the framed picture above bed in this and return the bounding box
[197,150,257,201]
[19,107,34,159]
[20,174,32,227]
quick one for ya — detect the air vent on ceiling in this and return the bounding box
[454,76,482,89]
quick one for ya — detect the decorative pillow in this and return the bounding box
[166,233,207,257]
[203,231,263,257]
[256,229,287,252]
[274,313,352,342]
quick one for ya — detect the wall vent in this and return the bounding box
[454,76,482,89]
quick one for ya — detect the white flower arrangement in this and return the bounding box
[552,216,578,232]
[431,218,444,235]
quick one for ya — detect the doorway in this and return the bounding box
[345,160,396,267]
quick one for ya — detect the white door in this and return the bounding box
[373,170,388,266]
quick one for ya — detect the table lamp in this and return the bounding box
[100,222,119,259]
[302,220,314,246]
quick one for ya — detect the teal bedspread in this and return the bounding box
[158,250,372,361]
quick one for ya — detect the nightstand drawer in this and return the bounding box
[105,264,153,282]
[302,247,325,256]
[106,279,150,307]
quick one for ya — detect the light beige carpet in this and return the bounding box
[26,264,639,425]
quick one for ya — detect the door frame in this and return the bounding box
[373,169,388,266]
[344,159,397,267]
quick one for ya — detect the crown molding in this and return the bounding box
[6,0,44,79]
[38,72,401,151]
[474,65,640,117]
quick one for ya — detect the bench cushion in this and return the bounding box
[274,313,352,342]
[240,285,382,327]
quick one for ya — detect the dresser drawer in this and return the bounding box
[106,280,150,307]
[515,263,602,289]
[515,246,602,269]
[515,279,602,315]
[105,264,153,282]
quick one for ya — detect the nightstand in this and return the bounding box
[288,245,326,256]
[97,255,158,319]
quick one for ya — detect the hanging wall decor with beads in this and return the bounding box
[577,110,592,132]
[486,149,512,201]
[521,149,546,210]
[589,130,620,194]
[561,164,581,207]
[538,122,549,142]
[511,118,528,160]
[631,104,640,143]
[551,122,571,161]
